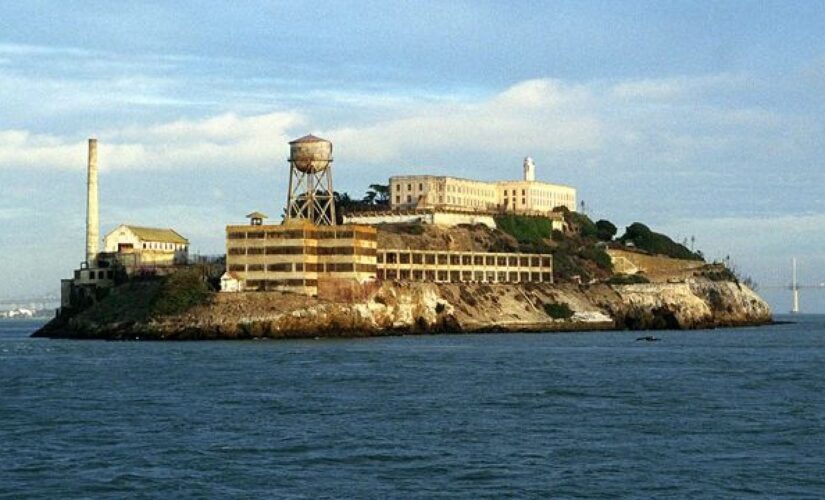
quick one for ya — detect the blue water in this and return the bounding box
[2,317,825,498]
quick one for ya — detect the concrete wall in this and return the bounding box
[606,248,706,281]
[344,212,432,226]
[343,209,497,229]
[432,211,496,228]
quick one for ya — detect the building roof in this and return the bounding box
[388,174,575,190]
[289,134,329,144]
[123,225,188,244]
[246,211,269,219]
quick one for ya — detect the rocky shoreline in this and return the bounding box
[34,278,772,340]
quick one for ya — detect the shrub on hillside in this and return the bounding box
[151,268,212,317]
[579,246,613,271]
[551,249,589,281]
[566,211,598,238]
[619,223,703,261]
[494,215,553,245]
[607,273,651,285]
[544,302,574,319]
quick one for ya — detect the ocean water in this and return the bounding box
[2,317,825,498]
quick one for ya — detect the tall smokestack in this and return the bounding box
[85,138,99,265]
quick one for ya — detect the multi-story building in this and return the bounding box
[225,219,378,296]
[389,157,576,214]
[224,217,555,296]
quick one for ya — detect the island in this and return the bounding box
[34,136,771,340]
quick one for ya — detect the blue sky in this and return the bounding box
[1,1,824,312]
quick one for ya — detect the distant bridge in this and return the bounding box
[762,258,825,313]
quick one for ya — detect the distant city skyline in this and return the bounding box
[1,1,823,312]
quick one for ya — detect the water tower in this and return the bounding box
[285,134,336,226]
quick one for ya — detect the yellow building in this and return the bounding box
[389,157,576,214]
[225,219,377,296]
[103,225,189,267]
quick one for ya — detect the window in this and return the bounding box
[396,195,400,203]
[407,183,412,191]
[419,183,423,190]
[407,195,412,203]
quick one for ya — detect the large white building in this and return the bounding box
[389,157,576,214]
[104,225,189,267]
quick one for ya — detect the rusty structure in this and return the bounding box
[285,134,336,226]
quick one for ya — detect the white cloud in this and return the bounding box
[0,111,304,171]
[0,74,818,190]
[610,74,745,100]
[325,79,603,165]
[0,42,97,58]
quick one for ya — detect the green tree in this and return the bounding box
[364,183,389,205]
[619,223,703,261]
[595,219,617,241]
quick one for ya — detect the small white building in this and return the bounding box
[220,272,243,293]
[104,225,189,267]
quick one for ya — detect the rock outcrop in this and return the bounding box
[34,277,772,340]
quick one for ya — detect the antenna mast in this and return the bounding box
[791,257,800,314]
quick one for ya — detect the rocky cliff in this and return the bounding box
[34,278,772,340]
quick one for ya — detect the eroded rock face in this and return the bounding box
[610,281,772,329]
[38,278,772,340]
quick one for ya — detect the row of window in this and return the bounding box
[502,189,526,196]
[75,269,114,280]
[229,263,376,273]
[393,181,496,198]
[142,242,186,251]
[228,230,376,240]
[379,252,551,268]
[229,246,376,256]
[379,269,551,283]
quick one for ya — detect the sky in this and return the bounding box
[1,1,823,312]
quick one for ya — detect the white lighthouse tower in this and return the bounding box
[523,156,536,182]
